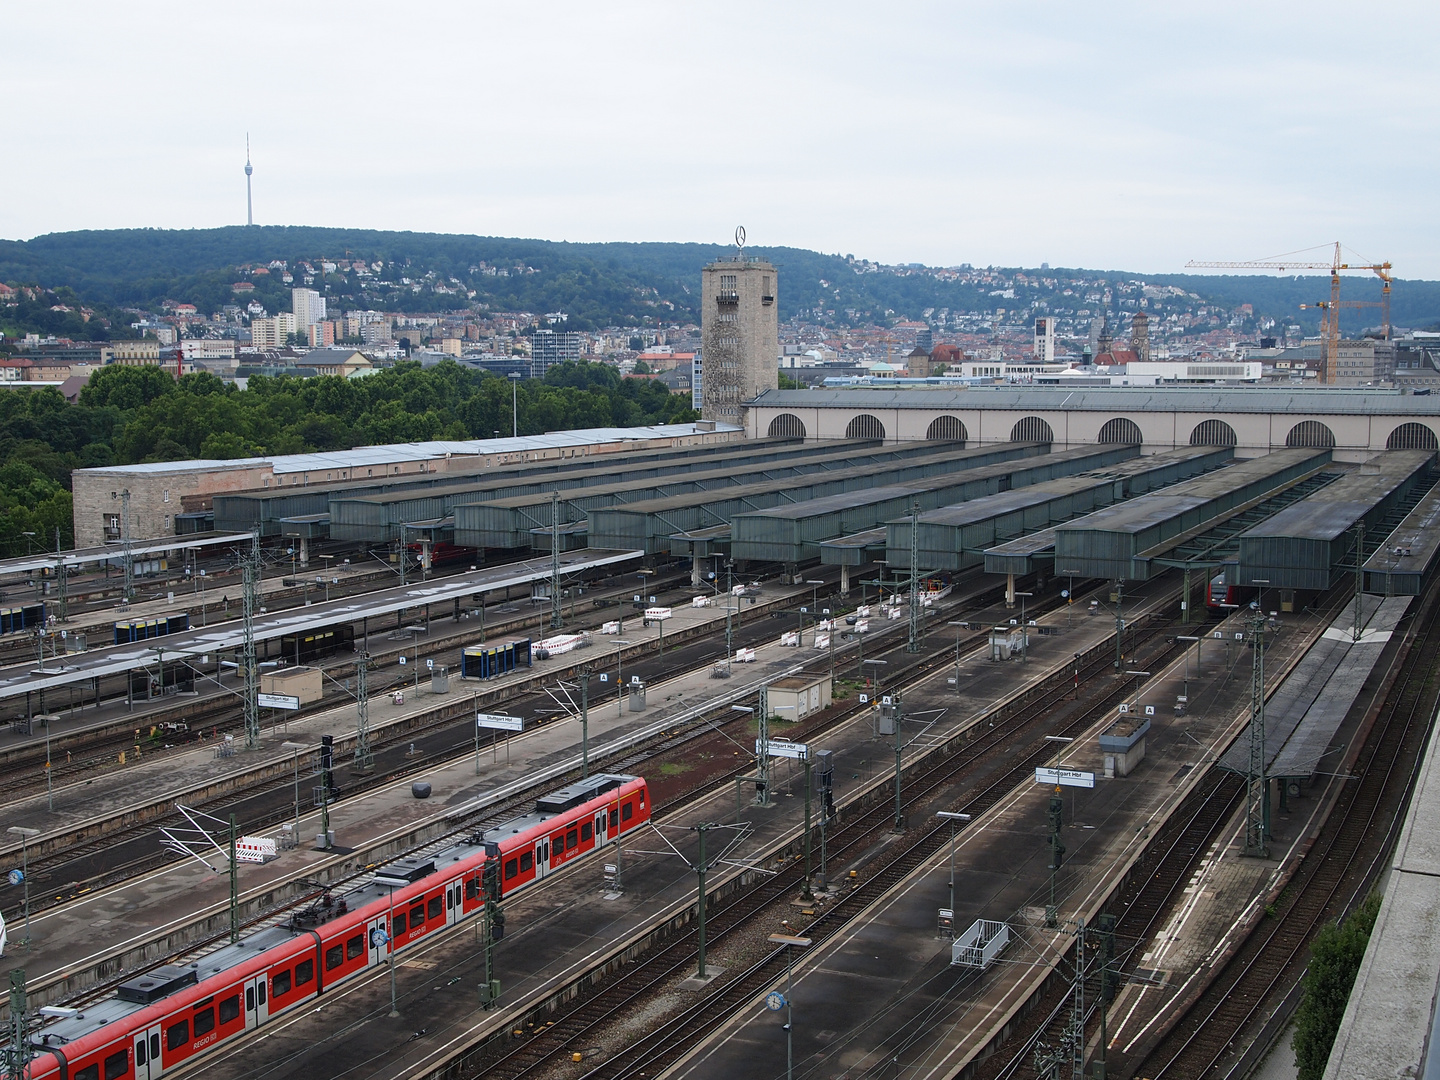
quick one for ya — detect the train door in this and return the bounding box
[366,913,388,968]
[534,837,550,880]
[595,810,609,846]
[134,1024,163,1078]
[243,973,269,1031]
[444,876,464,926]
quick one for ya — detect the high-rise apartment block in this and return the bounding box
[531,329,582,378]
[700,256,778,424]
[292,287,326,330]
[1033,316,1056,365]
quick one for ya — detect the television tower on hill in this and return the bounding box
[244,135,254,226]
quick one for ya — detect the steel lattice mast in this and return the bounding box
[354,652,373,773]
[1244,609,1270,857]
[242,531,262,750]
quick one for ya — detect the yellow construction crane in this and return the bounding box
[1186,242,1393,384]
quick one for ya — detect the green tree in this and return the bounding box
[1292,892,1382,1080]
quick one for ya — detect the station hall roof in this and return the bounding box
[748,386,1440,416]
[76,422,742,477]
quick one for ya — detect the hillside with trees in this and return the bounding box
[3,227,1437,336]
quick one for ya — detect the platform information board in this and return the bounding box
[1035,767,1095,789]
[758,738,808,759]
[477,713,524,731]
[258,693,301,711]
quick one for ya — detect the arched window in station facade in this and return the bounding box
[1097,417,1143,445]
[1286,421,1337,449]
[1386,422,1438,451]
[926,415,968,443]
[1189,419,1238,447]
[1010,416,1054,444]
[767,413,806,440]
[846,414,886,441]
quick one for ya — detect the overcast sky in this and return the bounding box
[6,2,1437,276]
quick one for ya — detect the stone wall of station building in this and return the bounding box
[744,402,1440,464]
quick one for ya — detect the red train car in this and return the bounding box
[18,774,649,1080]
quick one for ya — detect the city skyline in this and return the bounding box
[3,2,1438,276]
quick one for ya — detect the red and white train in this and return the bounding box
[13,773,650,1080]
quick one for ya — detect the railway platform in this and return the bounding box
[664,589,1347,1080]
[4,574,1160,1072]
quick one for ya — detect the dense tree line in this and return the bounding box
[1291,892,1381,1080]
[0,361,696,556]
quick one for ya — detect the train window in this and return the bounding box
[296,960,314,987]
[258,982,266,1005]
[326,944,344,971]
[219,994,240,1024]
[566,828,578,850]
[393,913,407,936]
[520,851,533,872]
[552,833,564,855]
[427,896,442,921]
[581,822,592,842]
[273,970,292,998]
[622,802,633,821]
[609,809,618,829]
[410,904,425,926]
[167,1018,190,1051]
[194,1007,215,1037]
[73,1064,99,1080]
[465,877,478,900]
[105,1050,128,1080]
[246,987,254,1011]
[347,934,365,960]
[504,858,518,880]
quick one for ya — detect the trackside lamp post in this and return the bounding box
[936,811,970,937]
[767,934,812,1080]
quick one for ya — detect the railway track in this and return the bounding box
[1123,574,1439,1079]
[431,602,1187,1080]
[0,565,703,790]
[2,573,1043,1020]
[963,582,1370,1080]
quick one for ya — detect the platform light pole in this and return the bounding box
[1014,591,1033,662]
[281,741,307,838]
[1113,580,1125,672]
[7,826,39,949]
[767,934,812,1080]
[936,811,971,937]
[947,620,969,697]
[1176,634,1200,707]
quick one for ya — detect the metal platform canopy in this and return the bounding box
[0,548,643,704]
[213,435,813,536]
[729,444,1137,566]
[1236,450,1436,591]
[668,523,733,561]
[586,443,1049,557]
[819,527,887,567]
[1364,483,1440,596]
[452,439,1024,552]
[891,445,1234,573]
[0,532,258,579]
[1219,595,1411,787]
[1052,448,1331,582]
[983,528,1059,577]
[278,514,330,539]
